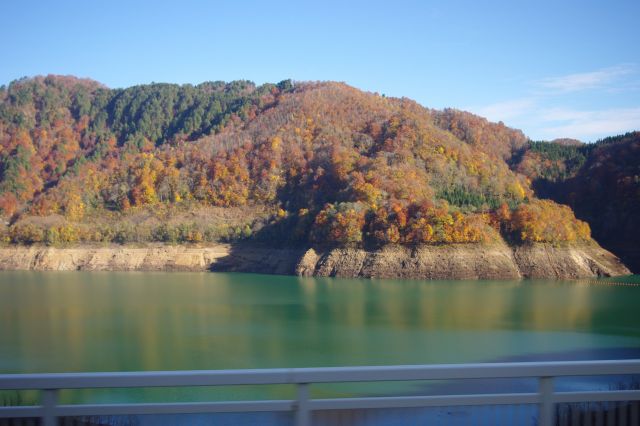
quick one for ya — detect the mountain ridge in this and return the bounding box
[0,75,635,276]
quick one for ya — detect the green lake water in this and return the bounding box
[1,271,639,405]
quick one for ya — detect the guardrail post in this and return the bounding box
[539,376,554,426]
[295,383,310,426]
[42,388,58,426]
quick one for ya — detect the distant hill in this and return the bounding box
[0,75,624,256]
[550,138,583,147]
[513,132,640,272]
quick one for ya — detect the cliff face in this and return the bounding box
[0,245,231,272]
[0,241,630,279]
[0,245,305,275]
[296,242,630,279]
[296,244,520,279]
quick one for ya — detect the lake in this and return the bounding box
[1,271,639,418]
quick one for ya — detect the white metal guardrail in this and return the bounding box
[0,360,639,426]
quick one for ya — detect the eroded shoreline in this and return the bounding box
[0,241,630,279]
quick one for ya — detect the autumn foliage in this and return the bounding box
[0,75,593,247]
[512,133,639,269]
[508,200,591,243]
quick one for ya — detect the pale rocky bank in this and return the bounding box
[0,241,630,279]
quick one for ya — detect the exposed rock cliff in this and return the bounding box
[296,242,629,279]
[0,241,629,279]
[296,244,521,279]
[0,245,230,272]
[0,244,301,274]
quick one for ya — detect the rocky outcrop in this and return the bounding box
[296,241,630,279]
[0,241,630,279]
[0,245,228,271]
[511,242,630,278]
[0,244,303,274]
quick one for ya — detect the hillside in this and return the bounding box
[513,132,640,272]
[0,75,629,278]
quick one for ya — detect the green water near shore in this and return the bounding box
[1,271,639,403]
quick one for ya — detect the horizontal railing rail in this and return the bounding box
[1,360,639,426]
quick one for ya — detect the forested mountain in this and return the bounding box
[513,132,640,271]
[0,75,613,251]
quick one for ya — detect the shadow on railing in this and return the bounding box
[1,360,639,426]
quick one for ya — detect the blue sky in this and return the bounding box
[2,0,639,141]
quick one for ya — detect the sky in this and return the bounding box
[2,0,639,141]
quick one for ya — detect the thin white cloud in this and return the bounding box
[467,65,640,140]
[536,65,634,93]
[537,107,591,122]
[537,107,640,140]
[471,98,537,122]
